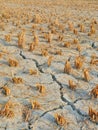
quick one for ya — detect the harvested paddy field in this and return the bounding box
[0,0,98,130]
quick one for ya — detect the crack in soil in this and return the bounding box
[51,74,88,117]
[20,50,26,59]
[40,105,64,118]
[73,97,91,104]
[19,51,98,127]
[20,51,44,73]
[19,51,88,118]
[29,105,64,129]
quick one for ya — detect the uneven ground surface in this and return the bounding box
[0,0,98,130]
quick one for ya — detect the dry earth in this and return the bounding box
[0,0,98,130]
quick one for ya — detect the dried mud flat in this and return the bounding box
[0,0,98,130]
